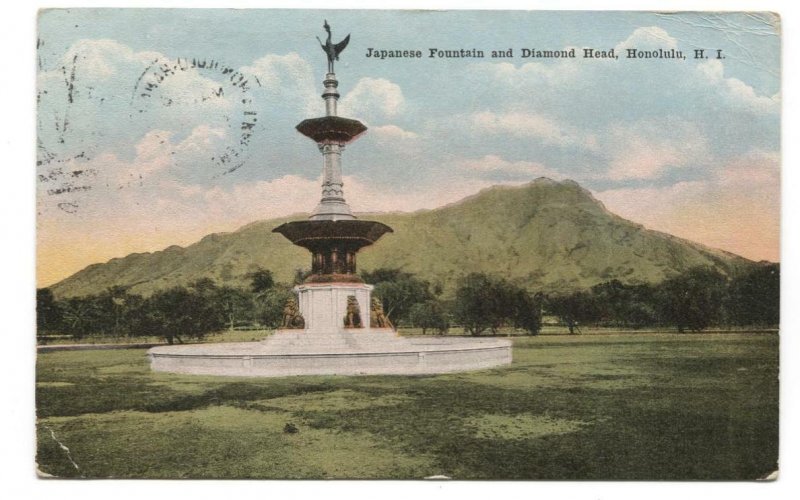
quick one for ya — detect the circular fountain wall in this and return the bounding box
[148,329,512,377]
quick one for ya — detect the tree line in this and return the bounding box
[547,264,779,333]
[37,263,778,343]
[37,269,291,344]
[367,264,778,335]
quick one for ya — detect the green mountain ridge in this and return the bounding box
[49,178,758,299]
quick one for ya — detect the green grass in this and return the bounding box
[35,332,778,479]
[37,329,274,346]
[398,325,779,337]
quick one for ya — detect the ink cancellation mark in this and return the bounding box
[131,57,260,178]
[36,40,98,209]
[37,45,262,214]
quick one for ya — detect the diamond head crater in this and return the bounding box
[49,178,761,300]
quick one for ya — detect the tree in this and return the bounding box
[547,291,597,334]
[248,268,275,294]
[131,286,224,344]
[36,288,63,335]
[96,285,137,337]
[119,293,145,337]
[408,300,450,335]
[215,286,255,330]
[726,263,779,326]
[59,295,105,339]
[364,268,433,327]
[590,280,625,326]
[657,266,727,332]
[589,280,657,328]
[453,273,516,335]
[624,284,658,328]
[254,285,294,328]
[293,268,310,285]
[512,290,543,336]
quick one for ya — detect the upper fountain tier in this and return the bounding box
[273,23,392,283]
[296,115,367,145]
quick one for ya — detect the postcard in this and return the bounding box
[35,9,780,480]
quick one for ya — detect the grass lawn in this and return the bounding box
[35,332,778,480]
[37,329,275,346]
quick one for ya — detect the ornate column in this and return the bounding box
[298,71,366,221]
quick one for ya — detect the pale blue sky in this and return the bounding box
[36,9,781,285]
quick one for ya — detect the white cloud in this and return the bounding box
[457,155,562,179]
[605,118,710,180]
[60,38,163,80]
[340,77,405,119]
[715,149,779,190]
[240,52,317,114]
[102,125,229,187]
[463,26,777,171]
[696,60,779,114]
[370,124,418,141]
[38,124,232,222]
[615,26,679,51]
[473,59,581,90]
[343,175,523,214]
[241,52,314,90]
[471,111,598,150]
[196,175,320,221]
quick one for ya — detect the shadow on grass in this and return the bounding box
[37,378,338,418]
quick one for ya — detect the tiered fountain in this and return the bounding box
[148,21,512,376]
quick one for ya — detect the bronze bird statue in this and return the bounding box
[316,20,350,73]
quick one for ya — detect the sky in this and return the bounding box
[35,9,781,287]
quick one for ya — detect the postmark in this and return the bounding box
[130,56,260,177]
[37,41,262,214]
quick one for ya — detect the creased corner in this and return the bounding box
[35,465,57,479]
[758,469,778,481]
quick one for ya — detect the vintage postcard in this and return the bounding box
[35,9,780,480]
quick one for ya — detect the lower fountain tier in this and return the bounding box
[272,219,393,277]
[272,219,393,248]
[147,331,512,377]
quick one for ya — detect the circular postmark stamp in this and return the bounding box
[37,42,262,215]
[130,56,261,178]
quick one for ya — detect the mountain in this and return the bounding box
[49,178,757,298]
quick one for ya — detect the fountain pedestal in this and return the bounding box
[295,282,372,333]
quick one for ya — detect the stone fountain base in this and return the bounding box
[147,328,512,377]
